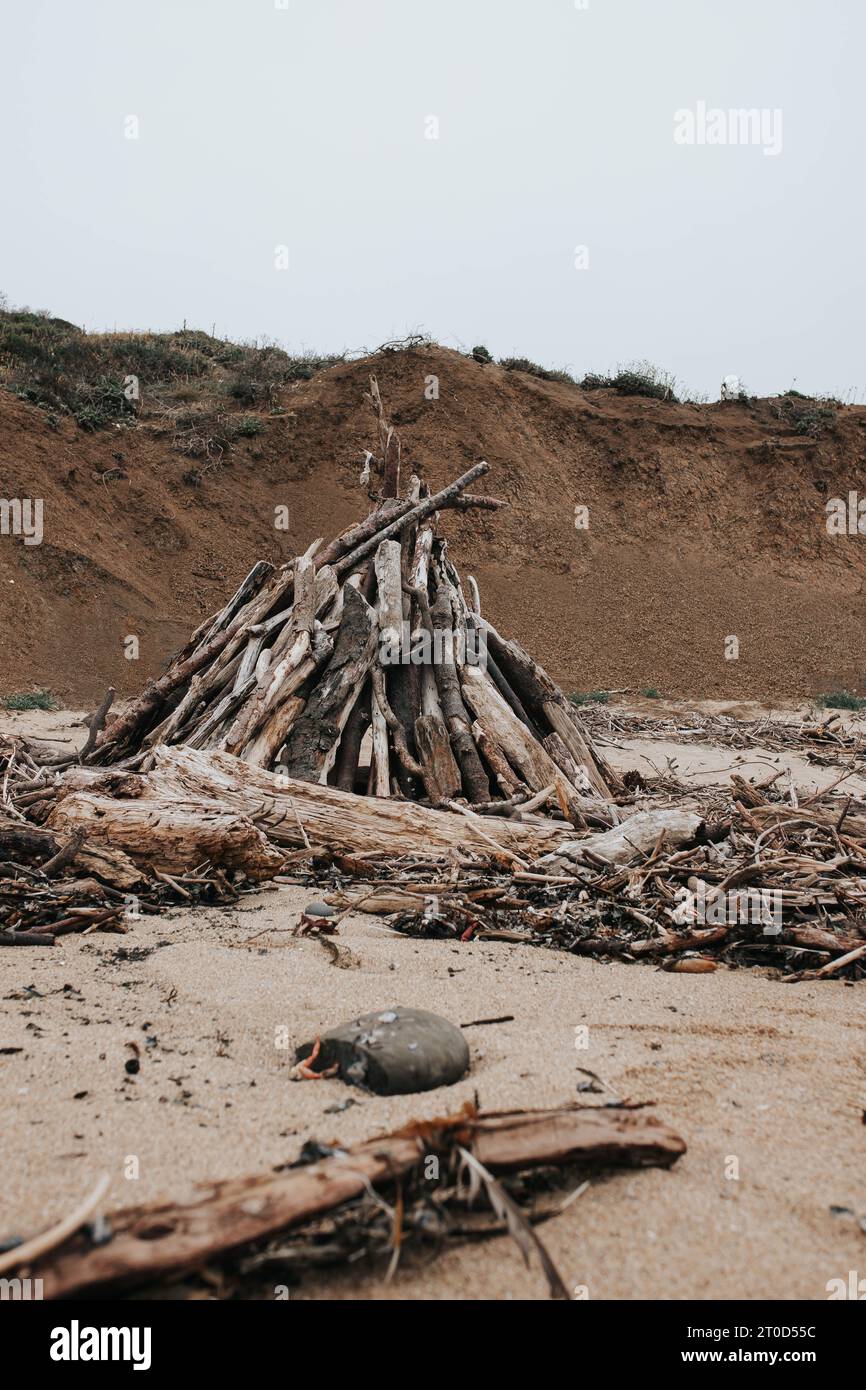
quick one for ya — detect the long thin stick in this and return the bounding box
[0,1173,110,1276]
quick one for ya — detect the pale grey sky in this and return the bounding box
[2,0,863,396]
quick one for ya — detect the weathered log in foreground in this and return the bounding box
[82,431,613,827]
[23,1104,686,1299]
[48,786,285,880]
[49,746,575,872]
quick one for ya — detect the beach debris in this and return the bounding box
[16,1101,686,1300]
[289,1036,339,1082]
[297,901,338,935]
[72,418,616,811]
[295,1006,470,1094]
[539,808,705,871]
[3,729,866,975]
[1,386,864,977]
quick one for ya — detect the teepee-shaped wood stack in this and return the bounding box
[91,384,618,822]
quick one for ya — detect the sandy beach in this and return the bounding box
[2,704,864,1300]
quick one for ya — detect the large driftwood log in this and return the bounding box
[481,623,619,798]
[48,793,285,880]
[460,665,578,804]
[23,1104,684,1299]
[281,585,379,784]
[145,747,574,859]
[0,821,143,889]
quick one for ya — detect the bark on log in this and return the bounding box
[430,586,491,804]
[414,714,461,805]
[145,747,573,859]
[24,1104,684,1299]
[333,679,371,792]
[48,793,285,880]
[281,585,379,784]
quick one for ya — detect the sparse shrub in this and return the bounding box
[171,408,231,464]
[227,375,264,407]
[231,415,265,439]
[499,356,575,384]
[640,687,663,699]
[72,376,131,430]
[0,298,343,429]
[581,360,679,401]
[472,345,493,364]
[774,393,837,437]
[2,689,56,711]
[570,690,610,706]
[816,691,866,711]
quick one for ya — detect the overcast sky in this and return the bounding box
[2,0,863,397]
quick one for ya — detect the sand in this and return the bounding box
[2,704,865,1300]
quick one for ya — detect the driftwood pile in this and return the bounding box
[375,795,866,980]
[0,738,267,945]
[1,387,864,977]
[4,732,864,975]
[83,458,617,818]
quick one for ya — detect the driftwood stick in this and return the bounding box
[430,585,491,804]
[281,586,379,785]
[314,499,414,572]
[22,1105,684,1299]
[144,746,574,859]
[41,827,87,879]
[0,1174,110,1277]
[1,929,57,946]
[371,667,426,783]
[334,462,490,577]
[333,679,371,792]
[80,688,115,760]
[447,495,508,512]
[414,714,461,804]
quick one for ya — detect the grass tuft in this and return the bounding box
[815,691,866,711]
[569,690,610,706]
[2,690,57,711]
